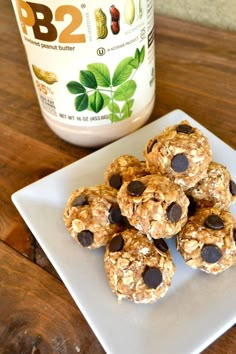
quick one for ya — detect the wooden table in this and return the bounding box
[1,1,235,353]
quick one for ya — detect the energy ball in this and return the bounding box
[104,229,176,303]
[117,174,189,239]
[143,120,212,190]
[64,185,125,249]
[104,154,148,190]
[177,207,236,274]
[188,161,236,210]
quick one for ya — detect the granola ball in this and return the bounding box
[64,185,126,249]
[177,207,236,274]
[117,174,189,239]
[104,229,176,303]
[143,120,212,190]
[187,162,236,210]
[104,154,148,190]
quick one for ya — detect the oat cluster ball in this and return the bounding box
[104,229,176,304]
[63,119,236,303]
[143,120,212,190]
[187,161,236,210]
[104,154,148,190]
[177,208,236,274]
[63,184,125,249]
[117,174,189,239]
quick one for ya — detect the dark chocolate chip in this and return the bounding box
[72,194,88,207]
[176,124,193,134]
[109,173,123,190]
[167,202,182,222]
[153,238,169,252]
[127,180,145,196]
[109,234,124,252]
[204,214,224,230]
[143,266,162,289]
[229,180,236,196]
[108,204,123,224]
[233,229,236,244]
[201,244,222,263]
[171,153,189,172]
[119,216,132,228]
[147,139,157,153]
[187,195,197,217]
[77,230,94,247]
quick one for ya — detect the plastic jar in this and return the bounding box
[11,0,155,147]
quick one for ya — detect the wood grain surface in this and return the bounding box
[0,241,104,354]
[0,0,235,353]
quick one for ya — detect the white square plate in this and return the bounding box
[12,110,236,354]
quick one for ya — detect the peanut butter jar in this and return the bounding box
[11,0,155,147]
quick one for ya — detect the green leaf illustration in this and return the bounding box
[139,46,145,63]
[108,101,120,114]
[121,99,134,119]
[67,81,86,94]
[74,93,88,111]
[122,110,132,120]
[80,70,97,89]
[129,58,139,69]
[135,48,140,62]
[88,92,110,111]
[89,91,104,113]
[122,99,134,112]
[109,112,120,122]
[101,93,111,108]
[112,57,133,87]
[67,46,145,119]
[113,80,137,101]
[87,63,111,87]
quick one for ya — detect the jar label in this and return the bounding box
[12,0,155,127]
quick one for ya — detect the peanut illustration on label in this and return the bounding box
[32,65,58,85]
[67,46,146,123]
[110,5,120,35]
[124,0,135,25]
[139,0,143,19]
[95,8,108,39]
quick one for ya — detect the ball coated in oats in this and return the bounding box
[104,154,148,190]
[117,174,189,239]
[143,120,212,190]
[104,229,176,303]
[63,185,125,249]
[177,207,236,274]
[188,161,236,210]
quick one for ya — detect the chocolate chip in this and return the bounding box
[233,229,236,244]
[109,234,124,252]
[153,238,169,252]
[109,173,122,190]
[176,124,193,134]
[72,194,88,207]
[143,266,162,289]
[171,154,189,172]
[127,180,145,196]
[167,202,182,222]
[119,216,132,228]
[77,230,94,247]
[147,139,157,153]
[204,214,224,230]
[229,180,236,196]
[187,195,197,217]
[201,244,222,263]
[108,204,123,224]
